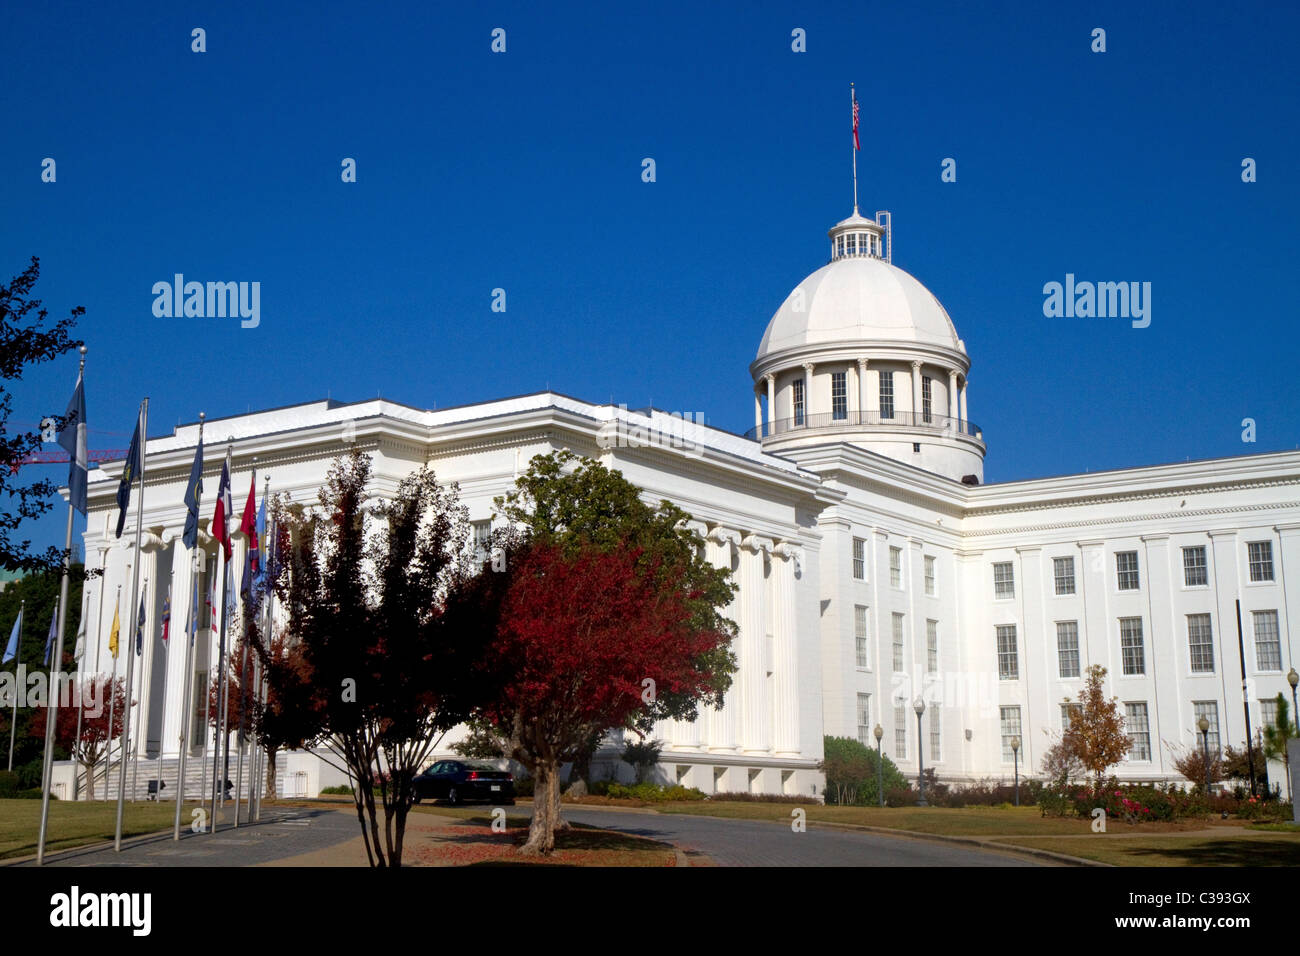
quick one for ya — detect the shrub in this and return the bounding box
[710,791,812,804]
[0,770,19,797]
[605,782,706,803]
[319,784,354,795]
[514,776,535,798]
[821,736,908,805]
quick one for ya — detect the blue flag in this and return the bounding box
[136,588,147,656]
[3,607,22,665]
[115,411,143,539]
[56,371,88,516]
[43,609,57,667]
[182,435,205,550]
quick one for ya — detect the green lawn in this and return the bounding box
[656,801,1099,836]
[998,832,1300,867]
[0,798,202,860]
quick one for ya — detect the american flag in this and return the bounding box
[852,92,860,151]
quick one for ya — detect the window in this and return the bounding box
[1252,610,1282,670]
[1183,546,1208,587]
[1000,706,1021,761]
[191,670,209,747]
[930,709,941,762]
[857,693,871,745]
[472,520,492,564]
[1248,542,1274,582]
[846,233,857,256]
[1187,614,1215,673]
[1053,556,1075,595]
[1193,701,1220,756]
[997,625,1018,680]
[924,556,936,596]
[1116,551,1140,590]
[1120,617,1145,676]
[921,376,932,424]
[1056,621,1080,678]
[832,371,847,421]
[852,537,866,580]
[792,378,805,427]
[1125,702,1151,760]
[854,605,869,668]
[926,620,938,673]
[894,703,907,759]
[993,561,1015,599]
[1260,697,1279,728]
[892,613,905,672]
[879,371,894,419]
[1060,702,1082,732]
[836,235,845,258]
[890,547,902,588]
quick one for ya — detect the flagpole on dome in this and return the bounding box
[851,83,860,215]
[36,345,88,865]
[174,411,205,840]
[114,396,148,850]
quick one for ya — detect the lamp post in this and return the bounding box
[914,697,927,807]
[1010,736,1021,807]
[1288,668,1299,738]
[873,724,884,807]
[1197,716,1211,795]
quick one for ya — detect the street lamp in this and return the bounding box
[914,697,928,807]
[1010,736,1021,806]
[1288,668,1299,738]
[1197,716,1211,795]
[873,724,884,807]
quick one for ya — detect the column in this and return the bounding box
[739,534,772,753]
[948,369,959,425]
[162,534,192,758]
[858,358,871,420]
[911,361,922,422]
[706,528,740,752]
[960,379,968,424]
[670,521,709,751]
[848,362,859,419]
[771,542,800,756]
[135,535,162,760]
[766,374,775,428]
[754,391,762,435]
[802,363,815,420]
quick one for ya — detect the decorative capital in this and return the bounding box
[857,357,869,369]
[911,360,923,370]
[741,534,773,554]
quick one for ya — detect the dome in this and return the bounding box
[756,256,964,361]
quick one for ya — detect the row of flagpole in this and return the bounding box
[24,349,279,864]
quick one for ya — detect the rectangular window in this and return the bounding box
[892,613,905,672]
[1183,546,1208,587]
[792,378,805,427]
[832,371,847,421]
[1120,617,1145,676]
[894,703,907,759]
[1060,702,1082,732]
[1193,701,1221,756]
[1056,621,1080,678]
[996,625,1018,680]
[924,555,936,596]
[1116,551,1140,591]
[1125,702,1151,761]
[857,693,871,745]
[191,669,209,747]
[926,620,938,673]
[1253,610,1282,670]
[930,709,941,762]
[1000,706,1022,762]
[921,376,932,424]
[1053,556,1075,595]
[1261,697,1279,728]
[1187,614,1215,673]
[1248,541,1275,582]
[854,605,869,668]
[836,235,845,258]
[852,537,866,580]
[472,519,492,564]
[993,561,1015,599]
[880,371,894,419]
[890,547,903,588]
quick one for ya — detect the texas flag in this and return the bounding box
[212,458,233,560]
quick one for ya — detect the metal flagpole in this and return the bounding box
[1237,599,1259,797]
[83,545,109,799]
[198,573,212,809]
[114,397,148,849]
[105,587,120,799]
[174,412,204,840]
[7,601,22,771]
[130,580,148,803]
[851,83,858,214]
[210,444,234,833]
[254,496,275,821]
[233,465,256,826]
[154,587,170,804]
[72,584,90,798]
[36,346,86,866]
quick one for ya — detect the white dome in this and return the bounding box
[757,256,963,360]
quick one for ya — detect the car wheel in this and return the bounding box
[447,786,461,806]
[412,791,422,805]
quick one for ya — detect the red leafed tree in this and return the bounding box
[31,674,127,800]
[471,540,731,854]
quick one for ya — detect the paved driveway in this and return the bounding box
[559,806,1044,866]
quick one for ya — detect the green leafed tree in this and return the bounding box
[820,735,906,806]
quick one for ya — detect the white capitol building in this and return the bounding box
[62,203,1300,801]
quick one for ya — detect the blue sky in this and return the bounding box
[4,0,1297,555]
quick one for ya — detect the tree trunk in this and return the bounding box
[264,746,278,799]
[520,760,560,854]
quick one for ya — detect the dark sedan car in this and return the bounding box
[412,760,515,806]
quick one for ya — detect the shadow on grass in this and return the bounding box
[1121,838,1300,866]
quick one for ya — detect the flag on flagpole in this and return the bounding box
[115,411,143,539]
[207,576,218,634]
[213,459,233,560]
[239,476,259,603]
[182,435,205,550]
[136,588,147,656]
[3,607,22,665]
[852,90,860,151]
[43,610,57,667]
[109,599,121,659]
[161,587,171,644]
[254,491,267,590]
[73,612,85,663]
[56,369,88,516]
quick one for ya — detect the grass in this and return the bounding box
[997,832,1300,867]
[0,798,205,860]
